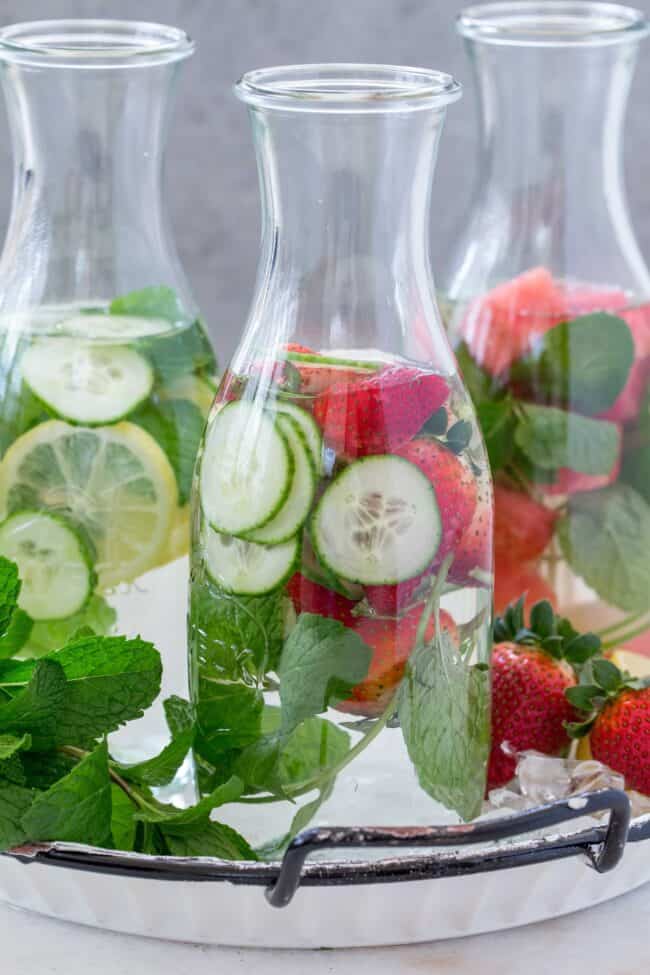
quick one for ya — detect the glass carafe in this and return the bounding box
[189,65,493,852]
[442,3,650,652]
[0,21,217,757]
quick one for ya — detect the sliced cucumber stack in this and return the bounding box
[203,526,298,595]
[200,401,294,535]
[244,414,316,545]
[22,338,153,425]
[273,401,323,472]
[311,455,441,585]
[0,510,94,620]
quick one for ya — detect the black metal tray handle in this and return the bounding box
[267,788,632,906]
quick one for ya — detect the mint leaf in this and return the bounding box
[162,821,256,859]
[0,636,162,747]
[476,399,517,471]
[20,750,77,790]
[140,323,215,384]
[164,696,194,738]
[620,443,650,504]
[0,733,31,760]
[22,741,111,846]
[515,404,619,475]
[191,584,286,678]
[114,725,194,788]
[558,484,650,613]
[399,633,490,822]
[511,313,634,415]
[0,660,66,749]
[0,610,33,659]
[455,342,500,402]
[110,285,186,322]
[0,557,20,639]
[194,679,263,765]
[132,398,205,505]
[278,614,372,733]
[0,780,34,850]
[136,776,243,825]
[110,784,137,851]
[24,594,115,658]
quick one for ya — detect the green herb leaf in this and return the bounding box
[162,820,257,860]
[0,780,34,850]
[455,341,500,403]
[593,658,623,693]
[0,636,162,747]
[565,684,601,711]
[164,696,194,738]
[0,557,20,640]
[20,750,77,790]
[24,594,116,658]
[529,601,555,639]
[110,784,137,851]
[476,399,517,471]
[191,584,287,679]
[278,614,372,734]
[110,285,186,322]
[136,775,244,825]
[194,679,263,765]
[114,725,194,788]
[558,484,650,613]
[399,633,490,822]
[511,313,634,415]
[22,741,111,846]
[139,322,215,384]
[0,660,66,749]
[0,610,33,659]
[419,406,448,436]
[515,404,619,475]
[0,733,31,760]
[132,398,205,505]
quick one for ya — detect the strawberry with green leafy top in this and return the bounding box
[566,658,650,796]
[489,599,601,789]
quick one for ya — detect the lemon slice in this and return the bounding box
[0,420,177,588]
[159,373,217,415]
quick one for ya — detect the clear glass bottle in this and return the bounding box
[0,21,217,757]
[441,3,650,652]
[189,65,493,852]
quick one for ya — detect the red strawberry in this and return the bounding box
[286,573,359,626]
[447,471,492,585]
[365,575,427,616]
[339,608,459,717]
[567,660,650,796]
[488,599,599,789]
[313,366,449,458]
[494,486,556,563]
[494,558,557,615]
[395,438,477,572]
[283,343,315,354]
[459,268,566,377]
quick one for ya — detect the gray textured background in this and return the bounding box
[0,0,649,362]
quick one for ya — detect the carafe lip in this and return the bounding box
[235,63,462,113]
[458,1,650,47]
[0,19,195,68]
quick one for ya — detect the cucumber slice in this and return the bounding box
[200,401,294,535]
[312,455,441,585]
[274,402,323,472]
[22,339,154,425]
[244,415,316,545]
[0,510,94,620]
[203,526,298,595]
[285,351,379,372]
[56,314,171,340]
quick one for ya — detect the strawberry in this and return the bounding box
[494,485,556,563]
[364,575,427,616]
[395,437,477,571]
[313,366,449,458]
[283,343,315,354]
[488,599,601,789]
[447,470,492,585]
[566,659,650,796]
[286,573,359,627]
[459,268,566,377]
[339,608,459,717]
[494,558,557,615]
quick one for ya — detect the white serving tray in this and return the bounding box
[1,798,648,948]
